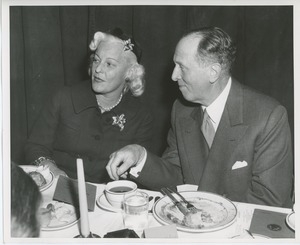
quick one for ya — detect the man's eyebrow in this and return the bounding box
[174,60,184,67]
[173,56,182,64]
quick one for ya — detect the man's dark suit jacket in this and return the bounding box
[136,79,293,208]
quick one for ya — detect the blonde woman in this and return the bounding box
[25,28,153,183]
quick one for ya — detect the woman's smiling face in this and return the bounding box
[91,39,132,96]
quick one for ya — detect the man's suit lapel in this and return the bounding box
[199,80,249,193]
[179,106,209,184]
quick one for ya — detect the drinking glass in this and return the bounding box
[123,191,149,231]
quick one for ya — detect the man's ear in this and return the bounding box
[209,63,222,84]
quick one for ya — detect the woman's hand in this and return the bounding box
[41,160,68,178]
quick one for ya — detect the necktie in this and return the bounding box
[201,109,215,148]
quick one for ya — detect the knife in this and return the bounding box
[161,187,189,215]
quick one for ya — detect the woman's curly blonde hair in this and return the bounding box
[89,30,145,97]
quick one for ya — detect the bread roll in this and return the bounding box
[29,171,46,187]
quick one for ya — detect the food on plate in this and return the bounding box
[26,165,51,188]
[39,204,53,227]
[184,210,213,228]
[39,201,78,228]
[161,197,227,229]
[28,171,46,187]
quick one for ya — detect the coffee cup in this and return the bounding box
[105,180,137,209]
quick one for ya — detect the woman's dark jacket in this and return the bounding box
[25,81,153,183]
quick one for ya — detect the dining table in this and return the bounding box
[39,175,296,241]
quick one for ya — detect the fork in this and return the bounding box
[166,187,198,213]
[161,188,189,215]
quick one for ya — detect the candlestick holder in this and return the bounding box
[74,232,100,238]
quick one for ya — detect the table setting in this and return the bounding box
[20,160,296,241]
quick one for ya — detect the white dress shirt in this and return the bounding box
[202,77,232,131]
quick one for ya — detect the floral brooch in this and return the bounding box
[112,114,126,131]
[124,39,134,51]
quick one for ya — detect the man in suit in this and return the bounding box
[106,27,293,208]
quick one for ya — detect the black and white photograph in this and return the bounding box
[2,0,299,243]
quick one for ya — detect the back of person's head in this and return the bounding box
[11,162,41,237]
[184,26,236,75]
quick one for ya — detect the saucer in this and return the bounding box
[96,193,122,213]
[286,212,295,231]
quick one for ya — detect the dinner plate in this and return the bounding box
[153,191,237,233]
[20,165,54,192]
[286,212,295,231]
[96,193,122,213]
[41,201,80,231]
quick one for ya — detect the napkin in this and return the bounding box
[144,224,178,238]
[249,209,295,238]
[53,175,97,211]
[104,229,139,238]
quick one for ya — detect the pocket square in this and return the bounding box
[232,160,248,170]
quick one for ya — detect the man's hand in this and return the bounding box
[106,144,144,180]
[41,160,67,177]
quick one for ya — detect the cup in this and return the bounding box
[105,180,137,209]
[123,191,149,231]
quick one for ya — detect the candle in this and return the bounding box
[76,158,90,237]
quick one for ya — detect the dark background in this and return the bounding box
[10,6,294,164]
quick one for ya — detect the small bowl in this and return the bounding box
[105,180,137,208]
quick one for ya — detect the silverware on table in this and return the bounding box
[166,187,198,213]
[161,187,189,215]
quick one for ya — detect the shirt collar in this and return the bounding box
[202,77,232,130]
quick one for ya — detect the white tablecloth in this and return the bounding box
[39,176,294,241]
